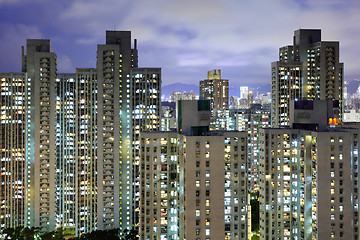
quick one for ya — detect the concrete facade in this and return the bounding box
[271,29,344,127]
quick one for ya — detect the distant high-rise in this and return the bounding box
[271,29,344,127]
[170,91,196,102]
[199,69,229,109]
[240,86,249,99]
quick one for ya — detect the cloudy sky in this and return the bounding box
[0,0,359,90]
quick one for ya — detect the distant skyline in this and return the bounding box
[0,0,360,87]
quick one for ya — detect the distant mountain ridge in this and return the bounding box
[161,80,360,100]
[161,82,271,99]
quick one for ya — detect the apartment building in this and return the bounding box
[271,29,344,127]
[199,70,229,110]
[131,67,162,225]
[259,100,359,240]
[139,100,249,240]
[0,72,28,228]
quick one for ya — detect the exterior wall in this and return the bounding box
[22,39,57,231]
[160,105,176,132]
[199,70,229,110]
[139,132,183,240]
[140,131,248,240]
[313,131,357,239]
[306,42,343,118]
[259,129,306,240]
[184,132,248,240]
[55,73,76,233]
[131,67,161,225]
[271,61,302,127]
[259,127,360,240]
[271,30,344,127]
[75,68,98,235]
[176,100,211,135]
[0,72,28,228]
[96,31,134,230]
[211,108,270,192]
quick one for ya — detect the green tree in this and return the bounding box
[2,226,40,240]
[121,228,138,240]
[41,227,64,240]
[250,191,260,232]
[69,229,120,240]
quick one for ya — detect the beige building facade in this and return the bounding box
[139,100,249,240]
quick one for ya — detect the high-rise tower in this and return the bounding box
[55,73,76,232]
[75,68,98,235]
[271,29,344,127]
[22,39,57,231]
[96,31,138,230]
[0,72,28,229]
[139,100,249,239]
[260,100,359,240]
[131,67,161,224]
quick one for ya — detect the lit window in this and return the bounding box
[206,219,210,226]
[206,229,210,235]
[196,210,200,217]
[196,181,200,187]
[206,200,210,206]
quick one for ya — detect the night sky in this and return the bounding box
[0,0,359,90]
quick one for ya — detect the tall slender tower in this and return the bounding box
[131,67,161,225]
[55,73,76,232]
[271,29,344,127]
[22,39,57,231]
[96,31,138,230]
[0,72,28,228]
[75,68,98,235]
